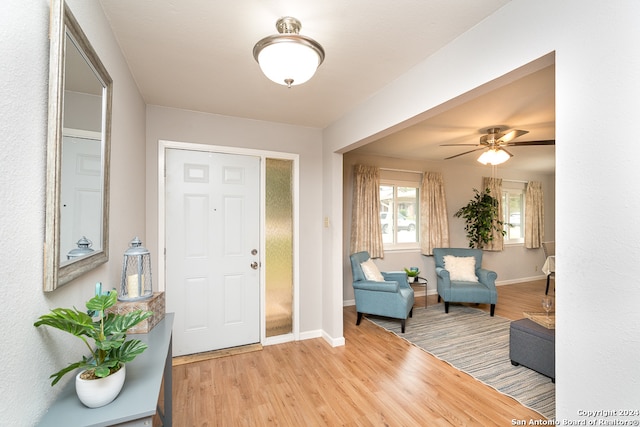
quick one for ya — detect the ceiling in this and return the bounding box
[352,64,556,173]
[97,0,555,173]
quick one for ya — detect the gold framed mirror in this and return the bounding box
[44,0,112,291]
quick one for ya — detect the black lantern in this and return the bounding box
[119,237,152,301]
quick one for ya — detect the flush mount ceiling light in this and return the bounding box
[477,147,511,165]
[253,16,325,88]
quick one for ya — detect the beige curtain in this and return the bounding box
[420,172,449,255]
[524,181,544,248]
[482,176,504,251]
[350,165,384,258]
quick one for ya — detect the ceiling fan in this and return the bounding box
[442,127,555,164]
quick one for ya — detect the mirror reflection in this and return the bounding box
[60,33,105,266]
[60,131,103,264]
[44,0,112,291]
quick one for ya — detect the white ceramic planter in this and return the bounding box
[75,364,126,408]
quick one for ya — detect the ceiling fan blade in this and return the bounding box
[505,139,555,146]
[501,147,515,157]
[440,143,480,147]
[444,147,485,160]
[497,129,529,144]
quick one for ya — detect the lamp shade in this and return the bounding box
[477,148,510,165]
[253,17,325,88]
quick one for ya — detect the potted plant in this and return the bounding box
[403,267,420,282]
[34,290,152,408]
[454,188,507,249]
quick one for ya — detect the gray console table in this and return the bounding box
[38,313,174,426]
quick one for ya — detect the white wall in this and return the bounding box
[145,105,325,335]
[0,1,146,424]
[342,151,555,303]
[325,0,640,420]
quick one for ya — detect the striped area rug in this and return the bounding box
[367,304,555,419]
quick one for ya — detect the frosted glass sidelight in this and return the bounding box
[265,159,294,337]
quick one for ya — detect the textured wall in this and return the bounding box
[0,1,146,424]
[0,1,52,424]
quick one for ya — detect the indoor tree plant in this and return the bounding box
[34,290,152,408]
[454,188,506,249]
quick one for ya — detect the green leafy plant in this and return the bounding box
[34,290,153,385]
[454,188,506,249]
[403,268,420,278]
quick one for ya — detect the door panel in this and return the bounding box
[166,148,260,356]
[60,135,102,258]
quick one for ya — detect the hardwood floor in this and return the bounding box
[171,280,555,426]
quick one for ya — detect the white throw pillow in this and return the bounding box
[443,255,478,282]
[360,258,385,281]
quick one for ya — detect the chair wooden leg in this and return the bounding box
[545,275,550,295]
[400,319,406,333]
[444,301,449,313]
[437,295,441,303]
[409,308,413,318]
[490,304,495,317]
[356,312,363,326]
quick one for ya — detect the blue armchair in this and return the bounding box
[350,251,415,333]
[433,248,497,316]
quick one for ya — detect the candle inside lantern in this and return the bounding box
[126,274,144,298]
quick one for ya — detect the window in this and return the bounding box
[380,182,419,249]
[502,183,525,244]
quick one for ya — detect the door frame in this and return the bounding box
[158,139,300,345]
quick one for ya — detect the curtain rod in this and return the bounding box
[502,179,529,184]
[379,167,423,174]
[380,168,529,183]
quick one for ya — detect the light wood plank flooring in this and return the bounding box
[170,279,555,426]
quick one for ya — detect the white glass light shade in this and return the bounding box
[256,39,321,87]
[477,148,510,165]
[253,17,325,88]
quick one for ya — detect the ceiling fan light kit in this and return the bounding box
[477,148,511,165]
[442,126,556,164]
[253,17,325,88]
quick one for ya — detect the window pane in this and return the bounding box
[380,184,418,246]
[511,193,523,240]
[380,185,394,244]
[397,187,418,243]
[503,189,524,242]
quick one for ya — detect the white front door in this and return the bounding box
[165,148,261,356]
[60,134,102,259]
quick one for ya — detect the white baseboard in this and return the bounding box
[343,298,355,307]
[300,329,346,348]
[496,275,546,285]
[298,329,322,341]
[322,331,345,347]
[264,329,345,348]
[263,333,295,346]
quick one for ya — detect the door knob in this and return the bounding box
[250,261,259,270]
